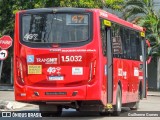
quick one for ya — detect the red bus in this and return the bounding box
[14,8,147,116]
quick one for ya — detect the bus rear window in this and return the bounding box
[22,13,89,43]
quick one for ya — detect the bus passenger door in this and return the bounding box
[101,19,113,105]
[106,27,113,103]
[104,20,113,104]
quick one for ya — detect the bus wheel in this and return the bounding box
[112,85,122,116]
[99,110,110,116]
[39,105,62,117]
[130,90,140,110]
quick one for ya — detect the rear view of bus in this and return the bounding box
[14,7,147,116]
[14,8,101,116]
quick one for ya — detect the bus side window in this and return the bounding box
[130,30,138,60]
[112,24,123,58]
[112,24,117,58]
[120,27,127,59]
[136,33,142,61]
[119,27,124,58]
[123,28,131,59]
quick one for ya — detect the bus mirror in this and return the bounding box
[146,39,150,47]
[147,56,152,64]
[140,54,152,64]
[146,40,152,64]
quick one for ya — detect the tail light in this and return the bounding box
[17,59,24,84]
[88,60,96,82]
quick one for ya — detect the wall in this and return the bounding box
[148,58,157,90]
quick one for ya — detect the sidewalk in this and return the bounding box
[0,90,160,111]
[0,91,38,111]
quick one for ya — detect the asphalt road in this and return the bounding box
[1,95,160,120]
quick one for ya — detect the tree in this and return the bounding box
[137,13,160,48]
[105,0,124,11]
[59,0,103,8]
[123,0,160,55]
[124,0,160,56]
[123,0,160,89]
[124,0,155,20]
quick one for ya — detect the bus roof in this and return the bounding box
[18,7,144,32]
[94,9,144,32]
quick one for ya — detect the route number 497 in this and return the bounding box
[61,56,82,62]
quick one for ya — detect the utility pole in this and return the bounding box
[10,57,13,85]
[0,60,3,83]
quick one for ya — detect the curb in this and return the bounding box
[0,86,13,91]
[147,94,160,97]
[147,92,160,97]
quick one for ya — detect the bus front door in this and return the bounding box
[106,27,113,104]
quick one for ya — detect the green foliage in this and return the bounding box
[123,0,160,57]
[124,0,154,19]
[59,0,103,8]
[105,0,124,11]
[0,0,14,36]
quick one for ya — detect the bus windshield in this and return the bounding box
[22,13,89,43]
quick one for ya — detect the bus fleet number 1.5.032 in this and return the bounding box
[61,56,82,62]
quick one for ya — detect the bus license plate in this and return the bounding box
[48,76,64,81]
